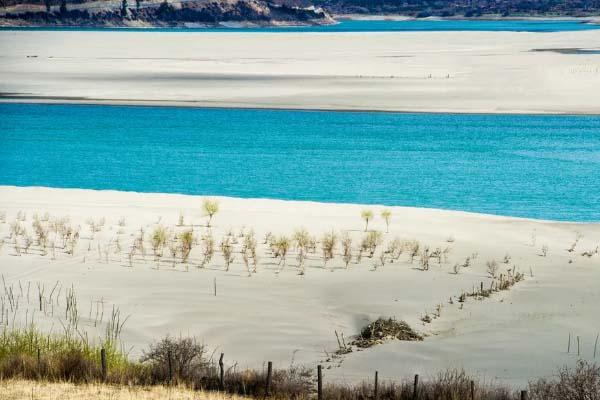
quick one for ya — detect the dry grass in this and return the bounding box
[0,379,246,400]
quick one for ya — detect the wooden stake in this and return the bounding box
[265,361,272,397]
[374,370,379,400]
[317,365,323,400]
[413,374,419,400]
[37,348,41,378]
[100,348,107,382]
[219,353,225,390]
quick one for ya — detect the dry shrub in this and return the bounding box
[52,348,97,381]
[529,360,600,400]
[486,260,499,278]
[0,353,39,380]
[361,231,383,258]
[140,336,211,384]
[353,318,422,348]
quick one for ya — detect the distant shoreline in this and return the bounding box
[1,14,599,28]
[336,14,600,22]
[2,96,600,117]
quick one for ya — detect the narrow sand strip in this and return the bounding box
[1,30,600,114]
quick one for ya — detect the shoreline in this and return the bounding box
[1,15,599,28]
[335,14,600,22]
[3,97,600,117]
[1,185,597,225]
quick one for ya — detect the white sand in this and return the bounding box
[0,186,598,387]
[1,30,600,113]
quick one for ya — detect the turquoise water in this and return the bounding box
[1,103,599,221]
[1,19,599,32]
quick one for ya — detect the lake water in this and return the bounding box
[1,103,599,221]
[1,19,599,32]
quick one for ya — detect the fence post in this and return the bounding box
[167,349,173,384]
[265,361,273,397]
[374,370,379,400]
[521,390,528,400]
[219,353,225,390]
[317,365,323,400]
[413,374,419,400]
[100,348,107,382]
[470,380,475,400]
[37,348,41,377]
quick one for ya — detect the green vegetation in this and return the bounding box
[202,199,219,228]
[381,209,392,233]
[360,209,373,232]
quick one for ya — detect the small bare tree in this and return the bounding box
[361,231,383,258]
[202,199,219,228]
[442,246,451,264]
[420,247,430,271]
[409,240,420,263]
[13,237,21,256]
[200,232,215,268]
[452,263,461,274]
[486,260,499,278]
[381,209,392,233]
[321,231,337,269]
[66,229,79,256]
[361,209,373,232]
[180,230,194,268]
[293,229,310,274]
[386,238,403,262]
[168,236,178,268]
[568,232,583,253]
[341,232,352,268]
[22,232,32,254]
[151,225,168,266]
[247,232,259,273]
[220,237,234,271]
[274,236,290,272]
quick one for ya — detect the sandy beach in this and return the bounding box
[0,186,598,387]
[1,30,600,113]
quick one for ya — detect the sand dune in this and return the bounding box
[1,30,600,113]
[0,186,598,387]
